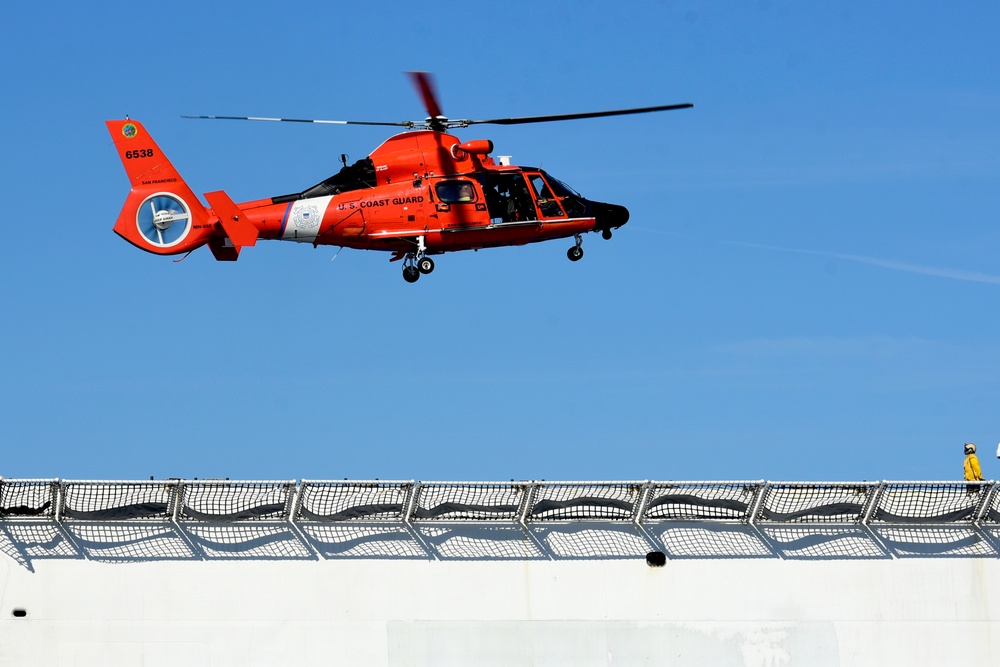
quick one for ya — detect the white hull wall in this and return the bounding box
[2,553,998,666]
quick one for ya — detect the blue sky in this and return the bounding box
[1,1,998,483]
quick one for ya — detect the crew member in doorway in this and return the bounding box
[964,442,984,493]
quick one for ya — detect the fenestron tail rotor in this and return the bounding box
[137,194,192,248]
[183,72,692,132]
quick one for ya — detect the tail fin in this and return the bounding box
[106,119,215,255]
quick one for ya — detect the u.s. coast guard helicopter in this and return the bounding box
[108,73,691,282]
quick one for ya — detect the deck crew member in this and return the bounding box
[965,442,984,493]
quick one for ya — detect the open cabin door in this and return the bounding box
[478,173,541,226]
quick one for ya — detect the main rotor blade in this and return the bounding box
[181,115,413,128]
[407,71,444,120]
[465,103,694,126]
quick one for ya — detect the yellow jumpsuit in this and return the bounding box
[965,453,983,481]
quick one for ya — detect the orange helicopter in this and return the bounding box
[108,73,691,282]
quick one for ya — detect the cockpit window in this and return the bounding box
[527,174,565,218]
[435,180,478,203]
[545,174,581,198]
[539,171,587,218]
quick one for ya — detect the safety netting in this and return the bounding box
[61,481,177,521]
[3,479,1000,526]
[644,482,761,521]
[177,481,295,522]
[978,485,1000,524]
[527,482,643,521]
[412,482,526,521]
[295,481,413,522]
[755,483,878,523]
[0,479,58,519]
[869,482,990,524]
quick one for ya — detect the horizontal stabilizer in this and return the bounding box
[204,190,258,248]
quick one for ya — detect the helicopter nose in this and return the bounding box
[592,201,630,230]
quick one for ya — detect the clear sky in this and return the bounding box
[1,1,998,483]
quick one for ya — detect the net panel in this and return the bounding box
[528,483,643,521]
[61,481,177,521]
[871,482,987,524]
[0,479,58,519]
[643,482,760,522]
[178,481,294,522]
[295,481,412,522]
[412,483,526,521]
[756,483,878,524]
[980,485,1000,524]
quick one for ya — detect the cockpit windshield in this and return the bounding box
[542,172,582,198]
[537,171,587,218]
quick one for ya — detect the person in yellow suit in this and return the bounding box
[964,443,983,493]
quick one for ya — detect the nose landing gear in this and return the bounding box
[567,234,584,262]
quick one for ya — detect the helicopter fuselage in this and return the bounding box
[231,131,628,257]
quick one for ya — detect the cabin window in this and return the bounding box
[476,173,538,223]
[435,180,478,204]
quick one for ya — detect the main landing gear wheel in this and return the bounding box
[417,257,435,274]
[403,265,420,283]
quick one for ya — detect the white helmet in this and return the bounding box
[965,443,977,454]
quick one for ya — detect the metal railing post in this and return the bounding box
[54,480,65,523]
[974,481,997,525]
[747,481,768,525]
[861,482,886,526]
[403,481,421,525]
[633,482,652,525]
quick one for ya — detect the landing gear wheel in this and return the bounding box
[567,246,584,262]
[403,265,420,283]
[417,257,435,274]
[602,229,613,240]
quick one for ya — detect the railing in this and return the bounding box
[2,478,998,526]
